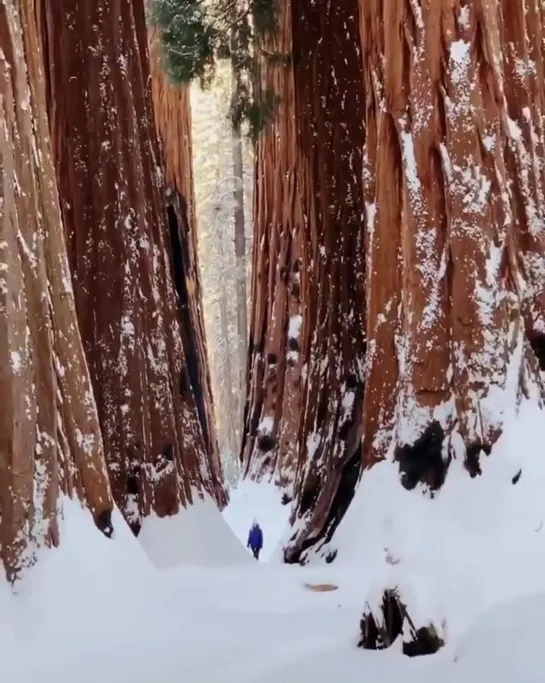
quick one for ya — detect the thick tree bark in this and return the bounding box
[147,27,227,507]
[359,0,545,503]
[240,0,305,499]
[0,0,112,581]
[40,0,226,532]
[357,0,545,653]
[283,0,367,562]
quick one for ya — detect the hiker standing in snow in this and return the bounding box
[247,519,263,560]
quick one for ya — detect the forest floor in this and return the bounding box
[3,402,545,683]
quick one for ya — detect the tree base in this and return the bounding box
[359,589,444,657]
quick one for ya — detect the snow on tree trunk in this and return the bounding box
[356,0,545,653]
[39,0,226,532]
[0,0,113,582]
[240,0,304,501]
[283,0,367,563]
[147,26,228,508]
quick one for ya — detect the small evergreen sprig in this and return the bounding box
[148,0,288,139]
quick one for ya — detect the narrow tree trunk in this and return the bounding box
[40,0,224,532]
[216,216,239,456]
[231,41,249,418]
[240,0,304,500]
[0,0,112,581]
[147,26,227,507]
[283,0,366,563]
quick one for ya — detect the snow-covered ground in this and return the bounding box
[3,397,545,682]
[222,478,291,560]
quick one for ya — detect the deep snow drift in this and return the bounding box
[3,398,545,682]
[309,397,545,642]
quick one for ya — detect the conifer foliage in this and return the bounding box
[148,0,284,138]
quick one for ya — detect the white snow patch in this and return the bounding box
[10,351,22,373]
[258,416,274,434]
[321,398,545,641]
[399,129,421,193]
[450,40,470,71]
[288,314,303,339]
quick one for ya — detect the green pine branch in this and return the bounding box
[147,0,290,138]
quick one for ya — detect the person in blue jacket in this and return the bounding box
[247,519,263,560]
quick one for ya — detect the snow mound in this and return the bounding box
[222,479,291,561]
[315,398,545,641]
[139,495,252,569]
[443,593,545,683]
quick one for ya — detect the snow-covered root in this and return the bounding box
[307,398,545,656]
[359,589,444,656]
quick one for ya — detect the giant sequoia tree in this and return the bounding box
[239,0,545,653]
[357,0,545,650]
[39,0,226,532]
[280,0,367,562]
[240,0,305,498]
[358,0,545,475]
[147,26,227,506]
[0,0,113,581]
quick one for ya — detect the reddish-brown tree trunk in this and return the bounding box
[40,0,226,532]
[283,0,367,562]
[147,27,227,507]
[0,0,112,582]
[358,0,545,501]
[357,0,545,654]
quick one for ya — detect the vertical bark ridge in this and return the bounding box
[147,26,227,507]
